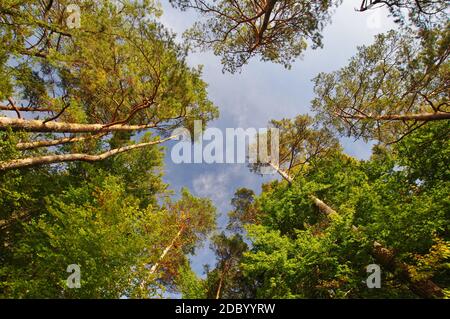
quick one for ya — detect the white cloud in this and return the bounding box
[193,172,229,202]
[192,165,245,208]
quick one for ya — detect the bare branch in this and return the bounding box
[0,117,157,133]
[339,111,450,121]
[0,135,178,171]
[16,133,106,150]
[7,98,22,119]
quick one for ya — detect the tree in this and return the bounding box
[312,27,449,144]
[207,233,251,299]
[227,188,257,233]
[358,0,449,28]
[176,260,208,298]
[0,0,218,170]
[170,0,341,72]
[170,1,449,72]
[0,171,217,298]
[0,174,162,298]
[0,1,219,298]
[239,121,448,298]
[177,232,255,299]
[140,189,217,295]
[250,114,340,179]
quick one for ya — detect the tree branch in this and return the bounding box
[0,135,178,171]
[0,117,157,133]
[339,112,450,121]
[16,133,106,150]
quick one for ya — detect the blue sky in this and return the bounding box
[158,1,398,279]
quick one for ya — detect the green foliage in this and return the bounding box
[177,261,207,299]
[1,175,158,298]
[1,0,448,301]
[0,131,216,298]
[395,120,450,187]
[228,188,257,233]
[312,25,449,143]
[238,122,449,298]
[365,0,449,28]
[0,0,220,299]
[171,0,341,72]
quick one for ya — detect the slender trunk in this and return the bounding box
[272,167,444,299]
[371,241,444,299]
[311,189,444,298]
[215,262,230,299]
[0,117,157,133]
[0,136,178,171]
[312,189,444,298]
[344,112,450,121]
[269,162,293,184]
[270,163,337,218]
[149,226,185,275]
[139,226,185,293]
[258,0,278,38]
[309,195,339,218]
[215,274,224,299]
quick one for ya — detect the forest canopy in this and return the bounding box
[0,0,449,299]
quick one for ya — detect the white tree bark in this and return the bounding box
[0,117,157,133]
[0,135,178,171]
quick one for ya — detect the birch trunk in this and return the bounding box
[215,275,224,299]
[0,136,178,171]
[139,226,185,293]
[344,112,450,121]
[148,227,185,275]
[0,117,157,133]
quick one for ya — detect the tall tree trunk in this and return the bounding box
[149,226,185,276]
[313,191,444,298]
[139,226,185,293]
[0,117,157,133]
[215,263,231,299]
[215,274,224,299]
[0,135,178,171]
[269,162,293,183]
[343,112,450,121]
[258,0,278,39]
[309,195,339,218]
[371,241,444,299]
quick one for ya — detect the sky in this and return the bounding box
[157,1,398,279]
